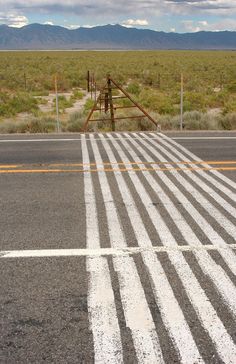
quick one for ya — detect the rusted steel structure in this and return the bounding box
[83,75,157,132]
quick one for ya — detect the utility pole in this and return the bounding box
[107,75,115,131]
[180,73,184,131]
[55,75,60,133]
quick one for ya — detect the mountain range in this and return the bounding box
[0,23,236,50]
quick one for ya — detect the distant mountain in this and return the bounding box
[0,23,236,50]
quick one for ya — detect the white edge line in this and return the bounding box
[1,244,236,258]
[172,137,236,140]
[0,136,235,142]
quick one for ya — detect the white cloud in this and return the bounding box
[122,18,149,27]
[166,0,236,16]
[0,1,163,18]
[44,21,54,25]
[1,0,236,32]
[1,0,236,18]
[182,18,236,32]
[65,24,80,29]
[182,20,204,32]
[0,12,28,27]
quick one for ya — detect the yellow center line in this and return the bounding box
[1,166,236,174]
[27,160,236,167]
[0,165,22,169]
[1,160,236,170]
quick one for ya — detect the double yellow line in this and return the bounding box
[0,160,236,174]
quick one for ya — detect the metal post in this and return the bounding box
[107,75,115,131]
[55,75,60,133]
[87,71,90,93]
[158,73,161,89]
[180,73,183,131]
[23,72,27,91]
[90,76,93,99]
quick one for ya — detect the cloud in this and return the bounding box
[181,20,204,32]
[44,21,54,25]
[0,12,28,27]
[1,0,236,32]
[66,24,80,29]
[1,0,236,20]
[122,19,149,27]
[0,0,162,17]
[182,18,236,32]
[165,0,236,16]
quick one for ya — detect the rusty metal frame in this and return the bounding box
[83,75,157,132]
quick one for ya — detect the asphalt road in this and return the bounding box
[1,131,236,364]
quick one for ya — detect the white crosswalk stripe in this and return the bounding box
[105,133,236,363]
[2,132,236,364]
[82,134,165,363]
[156,132,236,192]
[123,132,236,278]
[81,132,236,363]
[82,135,123,364]
[142,133,236,212]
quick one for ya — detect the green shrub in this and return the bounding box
[65,111,85,132]
[0,93,39,117]
[137,118,157,131]
[0,117,56,134]
[139,89,174,114]
[72,90,84,100]
[54,95,74,113]
[84,98,95,113]
[219,113,236,130]
[126,83,141,95]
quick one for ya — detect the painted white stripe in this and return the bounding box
[0,136,158,143]
[81,134,123,364]
[108,133,236,364]
[87,257,123,364]
[137,133,236,240]
[120,132,236,292]
[2,244,236,258]
[142,134,236,213]
[98,133,204,364]
[0,135,235,143]
[156,132,236,191]
[147,132,236,204]
[115,255,164,364]
[172,137,236,140]
[89,134,164,364]
[0,138,82,142]
[122,133,236,302]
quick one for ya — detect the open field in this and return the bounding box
[1,50,236,132]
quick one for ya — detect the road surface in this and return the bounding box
[0,131,236,363]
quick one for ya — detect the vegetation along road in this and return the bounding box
[1,131,236,363]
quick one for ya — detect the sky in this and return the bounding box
[0,0,236,33]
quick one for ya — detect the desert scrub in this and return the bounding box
[0,92,38,117]
[0,117,57,133]
[126,82,141,96]
[53,95,74,113]
[139,89,175,115]
[157,111,222,130]
[84,98,95,113]
[65,111,85,132]
[72,89,84,100]
[218,113,236,130]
